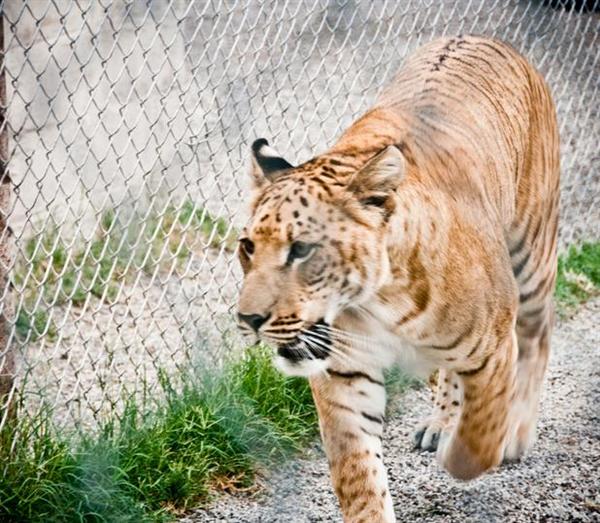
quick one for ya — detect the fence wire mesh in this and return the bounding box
[0,0,598,431]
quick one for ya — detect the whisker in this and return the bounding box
[313,324,362,338]
[298,331,355,362]
[298,334,326,356]
[299,340,315,360]
[309,327,391,366]
[311,332,371,355]
[297,335,342,365]
[300,335,362,369]
[299,328,362,352]
[314,325,371,345]
[301,330,385,368]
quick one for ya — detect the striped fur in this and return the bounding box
[236,35,559,522]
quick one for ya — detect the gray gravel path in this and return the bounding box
[183,298,600,522]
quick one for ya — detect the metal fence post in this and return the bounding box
[0,6,15,422]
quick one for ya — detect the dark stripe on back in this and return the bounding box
[468,40,524,80]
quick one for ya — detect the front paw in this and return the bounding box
[413,417,452,452]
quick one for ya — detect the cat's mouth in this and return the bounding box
[276,319,331,362]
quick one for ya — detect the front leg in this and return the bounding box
[310,368,395,523]
[414,369,462,451]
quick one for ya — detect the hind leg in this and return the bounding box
[504,302,553,461]
[504,67,559,460]
[506,195,558,460]
[505,205,558,460]
[437,330,518,480]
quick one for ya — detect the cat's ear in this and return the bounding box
[347,145,405,208]
[250,138,294,189]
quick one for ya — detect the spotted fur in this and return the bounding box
[236,35,559,522]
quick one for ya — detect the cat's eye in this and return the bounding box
[239,238,255,256]
[287,241,314,264]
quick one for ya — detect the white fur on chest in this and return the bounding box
[342,301,439,378]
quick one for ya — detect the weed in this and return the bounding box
[178,201,237,251]
[555,242,600,316]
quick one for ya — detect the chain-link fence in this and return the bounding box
[0,0,598,432]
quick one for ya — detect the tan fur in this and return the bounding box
[236,35,559,522]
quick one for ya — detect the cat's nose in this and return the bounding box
[238,312,271,332]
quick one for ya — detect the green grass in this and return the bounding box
[13,202,237,343]
[555,241,600,316]
[0,347,318,522]
[178,201,237,252]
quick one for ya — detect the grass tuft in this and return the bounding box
[555,241,600,316]
[0,346,317,522]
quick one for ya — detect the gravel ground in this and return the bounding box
[184,298,600,522]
